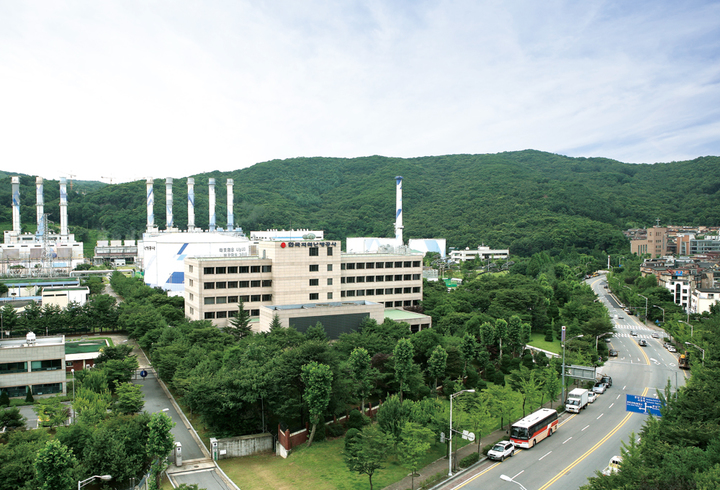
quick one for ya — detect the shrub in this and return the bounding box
[416,385,432,400]
[0,390,9,407]
[459,452,480,468]
[312,424,326,442]
[464,368,480,389]
[347,410,369,431]
[344,428,361,452]
[24,387,34,404]
[326,423,345,438]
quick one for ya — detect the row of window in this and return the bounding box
[341,287,421,297]
[0,383,63,398]
[340,274,421,284]
[341,261,421,270]
[204,294,272,305]
[0,360,62,374]
[203,280,272,290]
[201,265,273,274]
[204,309,260,319]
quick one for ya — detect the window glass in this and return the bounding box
[204,267,214,274]
[309,248,319,256]
[310,264,319,272]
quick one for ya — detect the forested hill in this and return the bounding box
[2,151,719,256]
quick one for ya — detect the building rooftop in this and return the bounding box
[383,308,430,320]
[0,335,64,349]
[265,300,381,311]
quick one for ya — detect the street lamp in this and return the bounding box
[653,305,665,324]
[637,294,648,322]
[685,342,705,365]
[679,320,693,338]
[78,475,112,490]
[448,389,475,477]
[596,332,611,351]
[562,328,584,405]
[500,474,528,490]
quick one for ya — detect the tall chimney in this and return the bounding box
[36,177,44,235]
[226,179,234,231]
[59,178,68,236]
[146,178,154,232]
[208,178,216,232]
[187,178,195,231]
[11,176,21,233]
[165,177,173,229]
[395,176,403,246]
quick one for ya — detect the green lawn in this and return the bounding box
[528,332,561,355]
[65,338,109,354]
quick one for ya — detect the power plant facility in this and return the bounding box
[1,176,84,276]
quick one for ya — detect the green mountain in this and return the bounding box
[2,151,719,256]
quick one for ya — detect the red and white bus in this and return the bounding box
[509,408,559,449]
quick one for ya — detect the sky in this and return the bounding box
[1,1,719,183]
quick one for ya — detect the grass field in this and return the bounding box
[528,332,561,354]
[65,338,109,354]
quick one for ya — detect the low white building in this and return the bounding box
[41,286,90,309]
[0,333,67,398]
[450,246,509,263]
[690,288,720,315]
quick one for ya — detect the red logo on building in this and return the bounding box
[281,242,286,248]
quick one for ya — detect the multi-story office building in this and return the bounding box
[184,239,424,333]
[0,333,67,398]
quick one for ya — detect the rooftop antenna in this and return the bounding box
[67,173,76,192]
[656,218,661,227]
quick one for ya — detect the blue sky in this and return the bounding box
[1,1,718,182]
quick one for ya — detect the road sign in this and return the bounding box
[461,430,476,442]
[562,325,566,342]
[140,370,147,378]
[626,394,662,417]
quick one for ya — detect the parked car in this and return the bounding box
[668,346,677,353]
[608,349,618,357]
[593,382,608,394]
[588,392,598,403]
[600,375,613,387]
[664,342,671,349]
[487,441,515,461]
[605,337,612,342]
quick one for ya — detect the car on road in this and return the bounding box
[651,333,660,338]
[593,382,608,394]
[487,441,515,461]
[600,375,613,387]
[668,345,677,353]
[638,339,647,346]
[588,392,598,403]
[630,331,637,336]
[608,349,618,357]
[605,337,612,342]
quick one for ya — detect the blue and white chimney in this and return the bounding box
[36,177,44,235]
[59,177,68,236]
[227,179,234,231]
[146,178,154,232]
[208,178,216,232]
[395,176,403,246]
[187,178,195,231]
[11,176,21,233]
[165,177,173,229]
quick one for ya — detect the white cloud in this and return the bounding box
[0,0,718,182]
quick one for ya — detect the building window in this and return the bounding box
[216,311,227,319]
[251,295,261,302]
[216,282,227,289]
[228,266,238,273]
[204,297,215,305]
[228,296,238,303]
[413,287,421,293]
[189,265,193,273]
[412,274,421,280]
[189,307,194,315]
[404,274,411,281]
[0,362,27,374]
[205,312,216,319]
[310,264,319,272]
[357,276,365,283]
[376,276,384,282]
[228,309,237,317]
[385,262,393,268]
[310,293,319,300]
[386,275,394,282]
[357,263,365,270]
[385,288,393,294]
[347,290,355,297]
[341,263,346,270]
[413,300,420,306]
[412,261,421,267]
[240,295,250,302]
[327,292,333,300]
[204,282,215,290]
[341,291,346,297]
[346,277,355,283]
[395,262,402,268]
[357,290,365,296]
[395,275,402,281]
[251,280,261,287]
[341,277,346,284]
[189,279,194,287]
[404,287,411,293]
[310,248,319,256]
[228,281,238,288]
[403,261,411,268]
[366,289,374,296]
[251,309,260,316]
[346,263,355,270]
[327,264,333,271]
[204,267,214,274]
[376,262,384,269]
[327,278,333,286]
[262,265,272,273]
[385,301,393,307]
[189,293,194,301]
[239,281,249,288]
[216,297,227,304]
[216,267,226,274]
[251,266,261,273]
[395,288,403,294]
[327,247,333,256]
[376,289,384,295]
[239,266,249,273]
[394,301,403,307]
[262,294,272,301]
[366,262,375,269]
[310,279,319,286]
[366,276,374,282]
[31,359,62,372]
[262,280,272,287]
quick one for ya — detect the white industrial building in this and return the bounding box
[450,245,509,263]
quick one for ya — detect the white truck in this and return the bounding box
[565,388,589,413]
[602,455,622,475]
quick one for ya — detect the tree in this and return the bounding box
[348,347,374,413]
[0,406,26,430]
[479,322,495,347]
[495,318,508,358]
[541,366,561,408]
[73,385,112,425]
[393,338,415,402]
[0,389,9,407]
[115,382,145,414]
[301,361,333,447]
[33,397,69,429]
[34,439,77,490]
[306,322,328,342]
[344,423,393,490]
[486,383,517,431]
[461,391,495,454]
[460,333,478,376]
[269,313,283,332]
[225,299,252,339]
[510,366,541,417]
[95,343,134,364]
[397,422,435,490]
[25,386,34,403]
[507,315,522,356]
[376,394,414,444]
[427,345,448,397]
[147,412,175,487]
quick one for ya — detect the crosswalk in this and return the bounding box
[612,333,657,339]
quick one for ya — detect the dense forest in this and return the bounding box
[2,151,720,256]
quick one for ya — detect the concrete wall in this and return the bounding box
[211,433,273,459]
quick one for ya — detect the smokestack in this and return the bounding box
[165,177,173,229]
[59,178,68,236]
[36,177,44,235]
[146,178,154,232]
[187,178,195,231]
[11,176,20,233]
[226,179,234,230]
[208,178,216,232]
[395,176,403,245]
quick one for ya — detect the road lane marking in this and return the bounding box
[539,451,552,461]
[512,470,524,480]
[537,387,648,490]
[450,461,500,489]
[557,413,576,428]
[597,413,603,419]
[622,386,626,390]
[581,425,590,431]
[616,394,621,399]
[562,437,572,444]
[609,403,614,408]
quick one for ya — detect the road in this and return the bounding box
[438,274,687,490]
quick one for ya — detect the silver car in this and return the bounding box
[593,382,608,394]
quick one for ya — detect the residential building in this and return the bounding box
[690,288,720,315]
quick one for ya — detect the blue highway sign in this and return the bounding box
[626,394,662,417]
